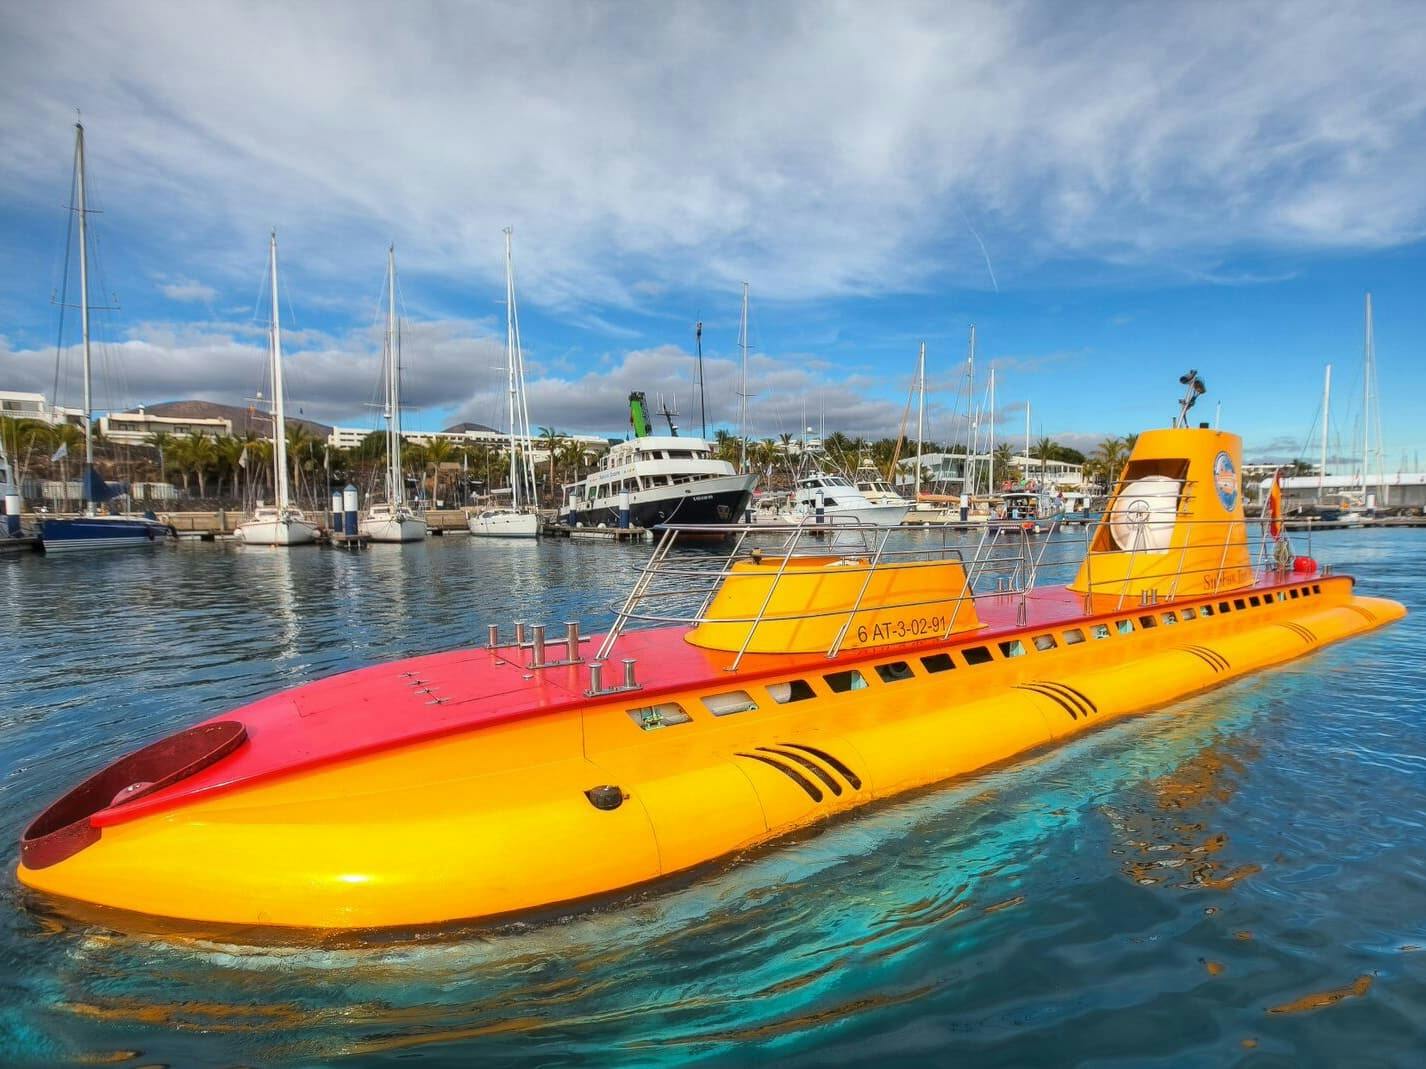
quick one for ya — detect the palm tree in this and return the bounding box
[1089,437,1131,491]
[537,426,566,500]
[215,436,247,501]
[992,443,1016,489]
[1032,435,1056,483]
[423,437,457,507]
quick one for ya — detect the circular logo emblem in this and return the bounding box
[1213,451,1238,512]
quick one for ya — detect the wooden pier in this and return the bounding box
[542,522,649,542]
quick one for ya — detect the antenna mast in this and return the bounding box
[695,319,706,439]
[737,283,749,473]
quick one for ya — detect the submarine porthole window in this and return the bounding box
[1200,604,1214,616]
[875,660,915,683]
[824,669,869,693]
[1249,595,1262,607]
[1116,619,1134,635]
[1313,584,1321,594]
[627,702,692,730]
[999,639,1027,658]
[1163,611,1178,625]
[1181,607,1198,620]
[1139,615,1158,629]
[1290,588,1299,599]
[1033,634,1058,651]
[1234,598,1247,610]
[767,679,816,704]
[1091,624,1111,640]
[963,646,994,665]
[702,690,759,716]
[921,653,955,673]
[1219,601,1231,613]
[1063,628,1086,645]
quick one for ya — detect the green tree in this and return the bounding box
[423,437,457,506]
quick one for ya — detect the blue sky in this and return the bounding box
[2,1,1424,465]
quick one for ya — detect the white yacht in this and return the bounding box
[470,227,540,539]
[853,459,911,508]
[560,393,756,529]
[235,233,320,548]
[360,246,426,543]
[790,472,910,527]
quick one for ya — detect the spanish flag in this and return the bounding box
[1266,469,1283,539]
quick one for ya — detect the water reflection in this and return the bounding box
[0,529,1421,1067]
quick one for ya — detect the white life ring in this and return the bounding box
[1108,475,1179,553]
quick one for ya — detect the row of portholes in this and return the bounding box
[625,581,1325,731]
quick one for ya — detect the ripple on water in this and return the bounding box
[1,529,1424,1067]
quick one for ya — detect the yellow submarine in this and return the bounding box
[17,397,1405,933]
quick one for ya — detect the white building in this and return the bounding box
[0,390,85,426]
[896,451,1085,491]
[326,424,607,460]
[99,407,233,444]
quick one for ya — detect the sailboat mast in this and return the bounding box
[965,324,977,495]
[1319,363,1331,499]
[1363,292,1371,495]
[269,232,292,511]
[1025,400,1031,476]
[738,283,749,473]
[988,367,996,495]
[74,122,94,513]
[504,228,519,509]
[387,245,402,505]
[914,341,925,498]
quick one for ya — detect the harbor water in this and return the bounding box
[1,530,1423,1066]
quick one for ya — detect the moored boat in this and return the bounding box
[15,396,1405,933]
[469,227,541,539]
[360,246,427,544]
[234,233,320,548]
[560,393,756,530]
[37,121,174,554]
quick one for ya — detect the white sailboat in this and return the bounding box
[469,227,539,538]
[360,246,427,543]
[38,120,173,552]
[235,232,320,547]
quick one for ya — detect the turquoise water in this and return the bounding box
[1,530,1423,1067]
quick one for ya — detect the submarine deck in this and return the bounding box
[88,568,1331,831]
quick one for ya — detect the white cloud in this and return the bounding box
[157,278,217,303]
[0,0,1421,313]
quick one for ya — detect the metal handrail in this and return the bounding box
[594,515,1277,663]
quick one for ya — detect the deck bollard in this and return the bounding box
[487,624,500,648]
[342,484,359,537]
[564,621,581,662]
[514,622,528,646]
[531,625,546,667]
[623,659,638,689]
[588,660,604,694]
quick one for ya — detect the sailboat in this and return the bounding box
[38,122,174,553]
[360,246,427,543]
[468,227,539,538]
[234,232,320,547]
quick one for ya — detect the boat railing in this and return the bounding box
[596,514,1281,666]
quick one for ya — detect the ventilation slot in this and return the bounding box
[757,746,843,796]
[736,752,823,802]
[1016,681,1094,720]
[778,742,863,790]
[1181,645,1229,672]
[1344,604,1378,624]
[1044,680,1098,716]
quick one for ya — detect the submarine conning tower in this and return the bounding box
[1070,426,1254,607]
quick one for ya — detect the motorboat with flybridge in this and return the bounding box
[17,374,1404,934]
